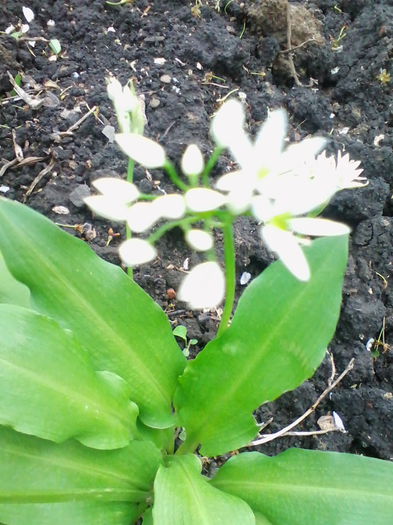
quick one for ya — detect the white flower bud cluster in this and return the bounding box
[85,85,366,309]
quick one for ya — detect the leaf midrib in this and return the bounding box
[187,248,338,446]
[0,357,128,431]
[5,214,170,411]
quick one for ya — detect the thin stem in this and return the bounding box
[164,161,189,191]
[148,216,200,244]
[217,219,236,337]
[202,146,224,187]
[126,158,135,279]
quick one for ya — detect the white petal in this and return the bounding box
[153,194,186,219]
[289,218,350,237]
[177,261,225,309]
[115,134,166,169]
[185,188,225,212]
[126,202,160,233]
[210,98,246,147]
[254,108,287,162]
[215,170,243,192]
[281,137,327,170]
[226,186,254,215]
[22,6,35,22]
[119,239,157,267]
[106,77,123,101]
[261,225,310,281]
[92,177,139,203]
[185,230,214,251]
[216,170,255,214]
[181,144,204,176]
[84,195,130,221]
[251,195,276,222]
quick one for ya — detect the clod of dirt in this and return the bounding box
[245,0,325,46]
[0,36,19,94]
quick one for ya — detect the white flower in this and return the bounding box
[153,194,186,219]
[126,202,160,233]
[84,177,139,221]
[107,78,146,134]
[316,150,367,190]
[213,103,327,214]
[181,144,204,176]
[185,230,214,251]
[177,261,225,309]
[116,134,166,169]
[119,238,157,267]
[185,188,226,213]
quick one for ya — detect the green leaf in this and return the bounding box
[0,198,185,428]
[211,449,393,525]
[0,304,138,449]
[173,325,187,341]
[0,427,161,525]
[0,251,30,307]
[142,507,153,524]
[253,512,273,525]
[175,236,348,455]
[152,455,255,525]
[49,38,62,55]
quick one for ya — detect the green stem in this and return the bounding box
[148,215,201,244]
[164,161,189,191]
[126,159,135,279]
[202,146,224,187]
[217,219,236,337]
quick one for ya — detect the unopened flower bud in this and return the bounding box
[119,238,157,267]
[177,261,225,309]
[181,144,204,176]
[185,188,225,213]
[185,229,213,252]
[116,134,166,169]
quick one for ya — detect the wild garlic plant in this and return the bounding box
[86,77,366,332]
[2,79,393,525]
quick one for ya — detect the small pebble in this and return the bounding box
[69,184,91,207]
[167,288,176,300]
[52,205,70,215]
[149,97,160,109]
[160,74,171,84]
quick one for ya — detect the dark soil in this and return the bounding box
[1,0,393,462]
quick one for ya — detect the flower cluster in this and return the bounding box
[85,80,366,309]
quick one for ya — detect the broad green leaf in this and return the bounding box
[0,304,138,449]
[0,251,30,307]
[175,236,348,455]
[0,427,161,525]
[0,198,185,428]
[254,512,273,525]
[211,449,393,524]
[142,507,153,524]
[152,455,255,525]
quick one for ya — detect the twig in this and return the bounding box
[23,156,56,202]
[58,106,98,136]
[0,156,45,177]
[279,38,316,54]
[284,3,314,88]
[248,358,355,447]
